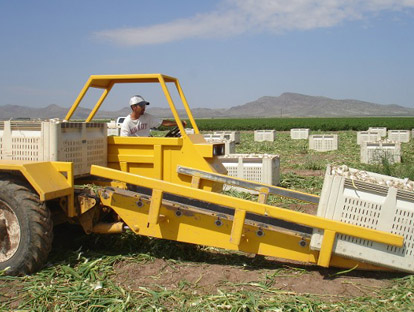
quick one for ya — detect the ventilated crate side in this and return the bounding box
[219,154,280,192]
[368,127,387,137]
[56,122,107,176]
[0,121,107,177]
[254,130,276,142]
[361,141,401,164]
[388,130,411,143]
[309,134,338,151]
[356,131,381,145]
[213,131,240,143]
[290,128,310,140]
[310,165,414,273]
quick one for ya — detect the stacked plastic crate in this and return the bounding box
[356,131,381,145]
[368,127,387,137]
[213,131,240,144]
[203,133,235,155]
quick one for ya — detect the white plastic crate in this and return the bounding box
[356,131,381,145]
[107,121,120,136]
[368,127,387,137]
[213,131,240,144]
[0,120,107,177]
[219,154,280,192]
[310,165,414,273]
[388,130,411,143]
[290,128,310,140]
[254,130,276,142]
[185,128,195,135]
[309,134,338,151]
[360,141,401,164]
[204,137,235,155]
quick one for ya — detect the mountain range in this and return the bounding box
[1,92,413,120]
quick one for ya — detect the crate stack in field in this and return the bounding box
[203,133,236,155]
[219,153,280,193]
[309,134,338,151]
[290,128,310,140]
[0,120,107,177]
[368,127,387,137]
[254,130,276,142]
[356,131,381,145]
[311,165,414,273]
[213,131,240,144]
[360,127,410,164]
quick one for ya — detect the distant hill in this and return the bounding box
[1,93,413,120]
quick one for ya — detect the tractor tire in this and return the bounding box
[0,177,53,275]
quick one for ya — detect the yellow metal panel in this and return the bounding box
[91,165,404,248]
[0,160,73,202]
[153,145,163,179]
[99,190,319,264]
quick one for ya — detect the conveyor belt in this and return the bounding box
[128,185,313,235]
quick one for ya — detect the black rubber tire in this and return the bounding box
[0,177,53,275]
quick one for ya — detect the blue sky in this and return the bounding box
[1,0,414,112]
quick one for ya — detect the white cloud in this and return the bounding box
[95,0,414,46]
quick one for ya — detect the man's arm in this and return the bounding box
[161,119,187,127]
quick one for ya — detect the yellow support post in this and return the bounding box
[317,230,337,267]
[230,209,246,245]
[191,175,201,188]
[148,189,163,226]
[86,83,113,122]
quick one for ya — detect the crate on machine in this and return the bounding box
[213,131,240,144]
[356,131,381,145]
[388,130,411,143]
[254,130,276,142]
[360,141,401,164]
[310,165,414,273]
[290,128,310,140]
[368,127,387,137]
[219,154,280,193]
[0,120,107,177]
[309,134,338,151]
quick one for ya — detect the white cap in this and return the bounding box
[129,95,149,106]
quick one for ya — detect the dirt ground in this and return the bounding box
[113,256,400,300]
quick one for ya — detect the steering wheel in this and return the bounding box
[164,126,182,137]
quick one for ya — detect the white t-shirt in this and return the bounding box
[120,113,161,137]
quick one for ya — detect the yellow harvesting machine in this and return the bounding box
[0,74,410,276]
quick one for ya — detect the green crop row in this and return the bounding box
[194,117,414,131]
